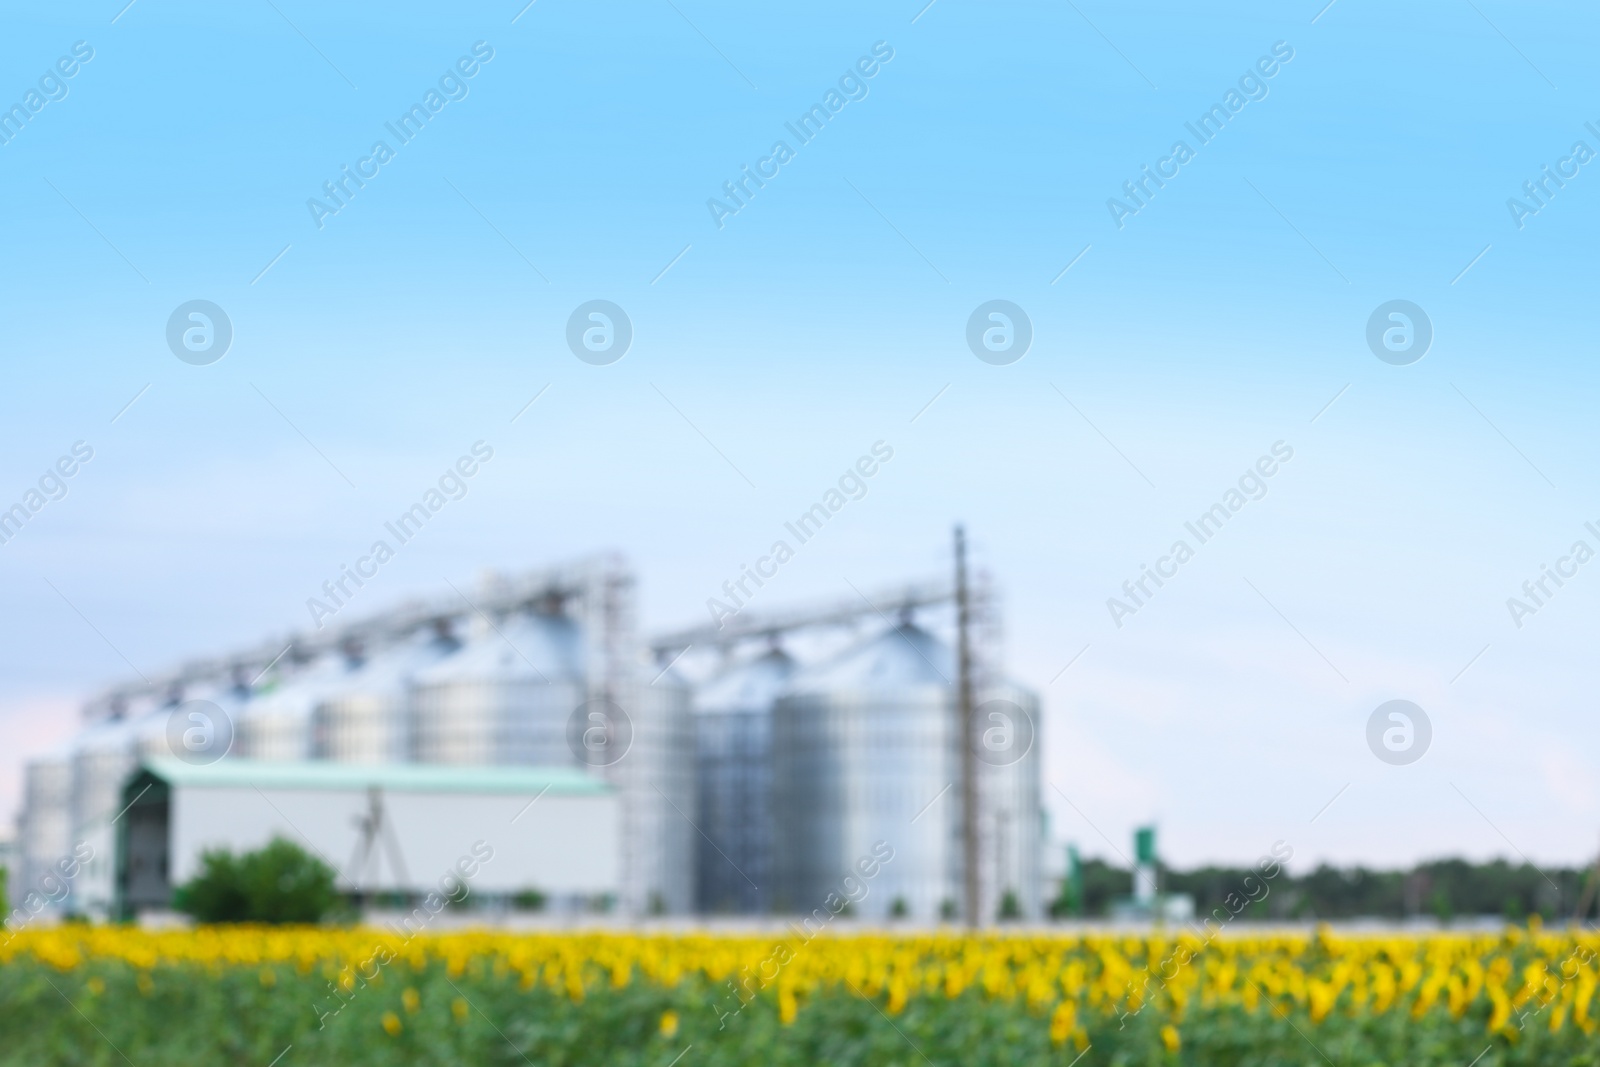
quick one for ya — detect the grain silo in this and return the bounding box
[14,745,73,914]
[772,619,1043,923]
[408,605,586,766]
[237,653,351,761]
[618,664,697,916]
[402,566,694,916]
[972,679,1044,921]
[312,622,460,764]
[772,621,960,921]
[692,646,793,914]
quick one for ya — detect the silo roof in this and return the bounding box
[323,628,462,697]
[788,622,953,691]
[694,648,794,713]
[413,612,583,684]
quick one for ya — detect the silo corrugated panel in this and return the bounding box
[618,667,696,916]
[692,648,793,914]
[237,656,351,761]
[177,683,253,763]
[408,610,585,766]
[16,749,73,914]
[976,680,1044,921]
[772,623,960,922]
[313,626,459,763]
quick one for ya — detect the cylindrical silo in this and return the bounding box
[692,647,793,914]
[772,622,960,922]
[238,654,351,761]
[408,607,586,766]
[773,620,1043,924]
[170,679,253,764]
[614,663,696,916]
[975,679,1043,922]
[313,624,459,763]
[15,746,73,915]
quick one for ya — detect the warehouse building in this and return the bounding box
[117,759,618,915]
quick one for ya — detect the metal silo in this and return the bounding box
[616,663,696,916]
[238,653,352,761]
[15,746,73,915]
[181,679,253,763]
[692,647,793,914]
[772,621,960,922]
[313,624,459,763]
[974,679,1043,921]
[408,607,586,766]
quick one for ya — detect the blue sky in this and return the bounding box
[2,0,1598,872]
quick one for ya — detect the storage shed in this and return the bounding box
[116,758,619,916]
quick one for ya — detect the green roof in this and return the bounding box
[136,758,612,796]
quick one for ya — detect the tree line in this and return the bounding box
[1052,856,1599,922]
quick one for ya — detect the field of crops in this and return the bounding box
[1,924,1597,1066]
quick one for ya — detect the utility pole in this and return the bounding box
[955,525,978,928]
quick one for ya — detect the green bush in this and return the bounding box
[511,889,547,912]
[173,837,339,924]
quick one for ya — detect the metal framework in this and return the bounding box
[650,575,994,657]
[81,555,635,722]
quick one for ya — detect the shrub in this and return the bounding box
[173,836,340,924]
[512,889,547,912]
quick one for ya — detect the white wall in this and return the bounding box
[171,786,618,895]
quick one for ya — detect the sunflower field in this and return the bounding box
[1,923,1597,1066]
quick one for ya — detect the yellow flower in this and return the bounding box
[1050,1000,1077,1045]
[3,922,1593,1046]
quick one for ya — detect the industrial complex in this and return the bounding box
[12,543,1044,924]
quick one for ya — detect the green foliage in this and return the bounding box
[512,889,547,912]
[0,958,1595,1067]
[1055,857,1130,917]
[1429,888,1455,924]
[1079,857,1591,921]
[172,837,340,924]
